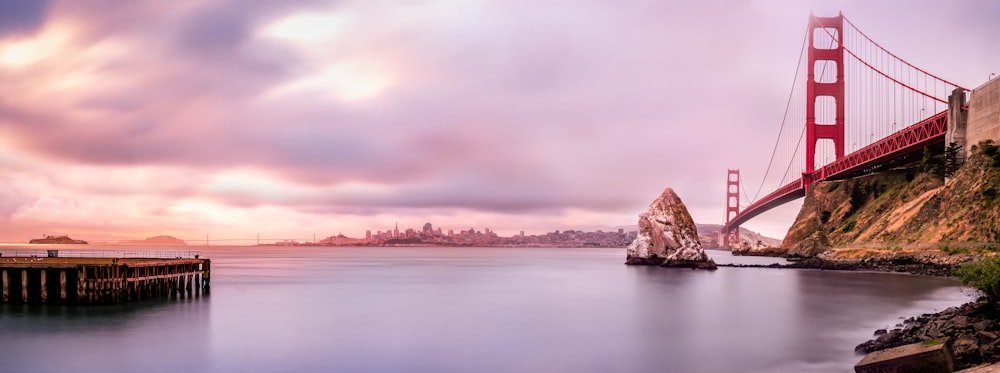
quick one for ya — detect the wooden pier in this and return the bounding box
[0,255,210,304]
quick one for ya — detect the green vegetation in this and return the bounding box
[839,218,856,233]
[922,146,941,173]
[920,142,962,177]
[957,255,1000,301]
[944,142,964,177]
[848,183,869,215]
[922,339,943,347]
[981,140,1000,167]
[941,246,971,255]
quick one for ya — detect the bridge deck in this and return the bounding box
[727,110,948,230]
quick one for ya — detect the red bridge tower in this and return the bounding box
[804,13,845,189]
[722,169,740,248]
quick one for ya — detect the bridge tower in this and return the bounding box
[804,13,845,190]
[722,169,740,249]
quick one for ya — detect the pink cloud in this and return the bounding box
[0,0,997,241]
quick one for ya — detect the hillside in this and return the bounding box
[782,142,1000,258]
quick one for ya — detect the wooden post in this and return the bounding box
[21,269,28,303]
[114,265,121,303]
[2,269,8,302]
[156,267,162,298]
[40,269,47,303]
[59,270,67,303]
[77,267,86,304]
[203,259,211,294]
[96,266,102,303]
[91,267,97,303]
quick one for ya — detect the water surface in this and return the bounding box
[0,246,973,372]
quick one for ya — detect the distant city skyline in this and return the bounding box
[0,1,998,242]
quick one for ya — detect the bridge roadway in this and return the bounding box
[726,110,948,229]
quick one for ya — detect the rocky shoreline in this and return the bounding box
[855,299,1000,370]
[720,256,958,277]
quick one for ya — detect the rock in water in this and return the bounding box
[626,188,717,270]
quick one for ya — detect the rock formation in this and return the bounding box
[625,188,717,269]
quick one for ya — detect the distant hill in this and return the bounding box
[696,224,782,249]
[119,235,187,245]
[612,223,782,249]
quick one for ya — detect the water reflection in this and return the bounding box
[0,246,971,373]
[1,296,211,373]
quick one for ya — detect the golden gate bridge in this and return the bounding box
[723,13,969,248]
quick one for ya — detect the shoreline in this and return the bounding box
[725,250,1000,370]
[718,257,958,277]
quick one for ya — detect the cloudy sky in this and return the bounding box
[0,0,997,243]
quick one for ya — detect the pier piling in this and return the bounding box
[0,255,211,305]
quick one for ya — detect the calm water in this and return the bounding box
[0,246,973,373]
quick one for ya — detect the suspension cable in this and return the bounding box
[750,24,808,203]
[842,16,967,91]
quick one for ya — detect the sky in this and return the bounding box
[0,0,998,243]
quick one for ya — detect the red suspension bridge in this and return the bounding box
[722,13,969,248]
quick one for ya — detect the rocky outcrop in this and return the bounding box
[625,188,716,269]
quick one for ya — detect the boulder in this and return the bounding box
[625,188,716,269]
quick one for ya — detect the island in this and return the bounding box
[118,235,188,245]
[29,235,88,244]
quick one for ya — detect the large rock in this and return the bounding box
[625,188,717,269]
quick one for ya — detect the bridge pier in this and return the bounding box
[967,77,1000,155]
[947,87,969,162]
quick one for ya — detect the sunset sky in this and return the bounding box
[0,0,998,243]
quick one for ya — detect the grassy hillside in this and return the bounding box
[782,141,1000,257]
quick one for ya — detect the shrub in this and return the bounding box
[849,184,868,214]
[942,246,970,255]
[957,255,1000,301]
[980,140,1000,168]
[840,220,856,233]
